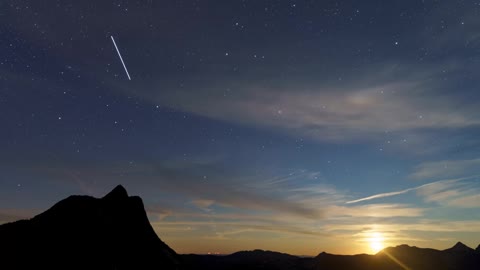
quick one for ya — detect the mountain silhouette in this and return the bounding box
[182,249,309,270]
[1,186,480,270]
[306,243,480,270]
[0,185,179,270]
[183,244,480,270]
[444,242,475,254]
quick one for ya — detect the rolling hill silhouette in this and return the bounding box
[1,185,479,269]
[305,243,480,270]
[182,244,480,270]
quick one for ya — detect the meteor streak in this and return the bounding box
[110,36,131,80]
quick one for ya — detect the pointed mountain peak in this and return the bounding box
[476,244,480,252]
[0,183,179,268]
[316,251,329,257]
[453,242,468,248]
[446,242,473,252]
[102,185,128,200]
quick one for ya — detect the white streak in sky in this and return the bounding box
[346,188,416,204]
[110,36,131,80]
[345,176,478,204]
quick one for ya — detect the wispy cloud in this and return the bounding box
[323,220,480,233]
[410,158,480,180]
[346,188,417,204]
[153,221,330,238]
[346,175,478,204]
[328,204,425,218]
[346,175,480,209]
[125,62,480,147]
[191,199,215,212]
[346,178,464,204]
[416,177,480,208]
[448,194,480,208]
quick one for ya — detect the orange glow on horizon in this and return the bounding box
[368,232,385,253]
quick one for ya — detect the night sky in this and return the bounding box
[2,0,480,255]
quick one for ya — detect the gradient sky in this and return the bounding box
[2,0,480,255]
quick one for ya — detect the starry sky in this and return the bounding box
[2,0,480,255]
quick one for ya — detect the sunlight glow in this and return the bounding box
[369,232,384,253]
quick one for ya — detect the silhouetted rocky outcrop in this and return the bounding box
[0,185,179,270]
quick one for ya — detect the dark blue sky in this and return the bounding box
[2,0,480,255]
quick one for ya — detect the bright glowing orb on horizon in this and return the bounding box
[369,232,384,253]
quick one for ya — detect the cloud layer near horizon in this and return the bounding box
[3,156,480,255]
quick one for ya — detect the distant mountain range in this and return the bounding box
[183,243,480,270]
[1,185,479,269]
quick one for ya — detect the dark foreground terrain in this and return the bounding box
[0,186,179,269]
[1,186,479,269]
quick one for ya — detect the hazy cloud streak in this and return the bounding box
[346,177,472,204]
